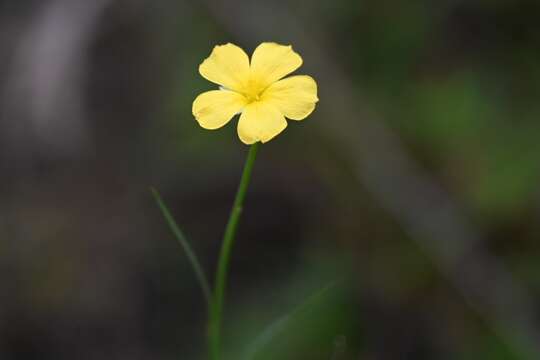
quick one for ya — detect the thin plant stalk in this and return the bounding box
[209,142,260,360]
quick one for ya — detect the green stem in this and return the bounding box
[209,142,260,360]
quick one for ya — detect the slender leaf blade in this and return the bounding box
[243,282,337,360]
[151,187,212,306]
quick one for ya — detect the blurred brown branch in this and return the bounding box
[2,0,111,161]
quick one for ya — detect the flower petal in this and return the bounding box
[237,101,287,144]
[261,75,318,120]
[199,43,250,92]
[193,90,247,130]
[250,43,303,88]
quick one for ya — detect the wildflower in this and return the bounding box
[193,42,318,144]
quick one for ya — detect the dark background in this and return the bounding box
[1,0,540,359]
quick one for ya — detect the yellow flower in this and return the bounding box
[192,42,319,144]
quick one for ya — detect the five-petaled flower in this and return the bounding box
[192,42,319,144]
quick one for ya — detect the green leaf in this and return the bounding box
[151,187,212,307]
[243,282,337,360]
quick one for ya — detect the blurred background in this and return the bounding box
[1,0,540,359]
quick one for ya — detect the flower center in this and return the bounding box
[242,77,265,103]
[245,92,261,102]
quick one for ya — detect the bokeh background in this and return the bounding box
[1,0,540,359]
